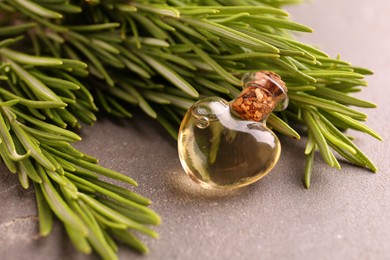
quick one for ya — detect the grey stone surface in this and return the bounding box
[1,0,389,259]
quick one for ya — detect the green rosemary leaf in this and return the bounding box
[133,3,180,17]
[351,66,374,75]
[118,57,150,79]
[11,120,56,170]
[0,48,63,66]
[0,88,66,109]
[165,18,208,42]
[115,4,137,12]
[70,102,97,125]
[288,85,316,92]
[7,60,64,104]
[16,150,43,183]
[91,38,120,54]
[34,182,53,236]
[8,1,67,32]
[0,111,31,161]
[180,17,279,53]
[119,82,157,118]
[138,52,199,98]
[55,108,79,128]
[0,142,17,173]
[156,114,179,140]
[102,229,119,254]
[142,91,171,104]
[304,143,315,189]
[66,173,160,223]
[149,15,176,31]
[18,168,29,189]
[304,70,364,79]
[67,23,120,31]
[40,3,82,14]
[0,23,36,36]
[130,12,169,40]
[105,87,138,104]
[38,167,88,235]
[110,229,149,254]
[11,0,62,18]
[45,168,68,187]
[257,31,329,57]
[241,16,313,32]
[216,52,280,60]
[302,109,334,167]
[98,198,158,225]
[81,153,98,164]
[56,59,88,70]
[315,56,350,65]
[193,77,230,94]
[288,92,367,120]
[267,113,300,139]
[317,113,377,172]
[19,123,79,142]
[44,145,138,186]
[90,210,128,230]
[64,224,92,254]
[78,193,158,238]
[151,51,197,70]
[162,61,195,77]
[328,112,382,140]
[218,81,241,98]
[75,201,119,260]
[31,71,80,90]
[59,73,97,110]
[0,2,14,11]
[272,58,316,83]
[178,8,218,15]
[209,13,251,24]
[0,99,18,107]
[315,117,357,154]
[52,157,75,172]
[12,109,81,141]
[176,32,242,86]
[41,149,62,172]
[147,92,194,110]
[304,131,315,155]
[86,178,151,206]
[95,89,112,113]
[115,44,153,72]
[328,143,366,168]
[106,97,133,118]
[66,36,114,87]
[189,6,288,16]
[311,87,376,108]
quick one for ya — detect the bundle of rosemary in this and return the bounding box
[0,0,380,259]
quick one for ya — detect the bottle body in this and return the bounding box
[178,97,281,189]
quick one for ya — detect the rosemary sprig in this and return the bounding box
[0,36,159,259]
[0,0,381,259]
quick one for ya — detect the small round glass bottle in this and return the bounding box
[178,71,288,189]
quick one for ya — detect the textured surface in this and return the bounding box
[1,0,390,259]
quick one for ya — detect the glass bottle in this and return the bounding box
[178,71,288,189]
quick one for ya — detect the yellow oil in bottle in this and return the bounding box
[178,97,281,189]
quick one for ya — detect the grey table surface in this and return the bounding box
[1,1,390,259]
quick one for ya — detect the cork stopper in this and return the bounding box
[231,71,288,122]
